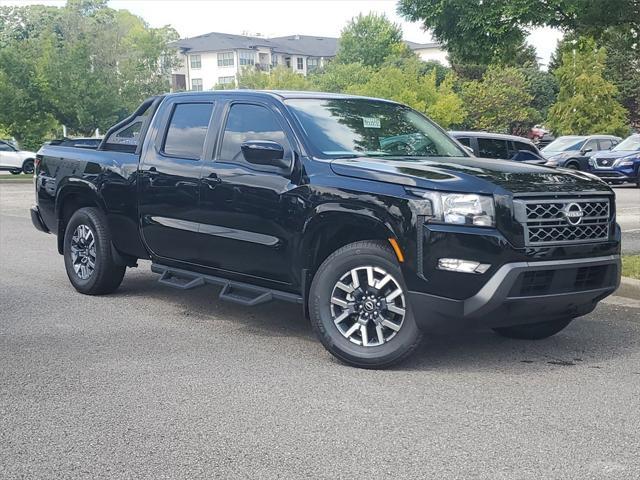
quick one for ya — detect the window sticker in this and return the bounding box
[362,117,381,128]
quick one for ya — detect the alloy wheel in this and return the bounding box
[70,224,96,280]
[330,266,406,347]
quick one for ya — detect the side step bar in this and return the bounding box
[151,264,303,307]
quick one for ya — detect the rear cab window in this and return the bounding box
[162,103,214,159]
[477,138,510,159]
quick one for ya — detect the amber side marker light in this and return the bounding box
[388,238,405,263]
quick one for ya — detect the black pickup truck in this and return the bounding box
[31,91,621,368]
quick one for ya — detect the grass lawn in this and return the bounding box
[0,174,33,182]
[622,255,640,280]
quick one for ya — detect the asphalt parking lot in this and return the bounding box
[1,182,639,479]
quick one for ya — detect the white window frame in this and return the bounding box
[307,57,319,72]
[217,76,235,85]
[191,78,203,91]
[239,50,256,66]
[190,54,201,69]
[217,51,234,67]
[296,57,304,70]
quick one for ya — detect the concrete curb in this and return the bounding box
[615,276,640,300]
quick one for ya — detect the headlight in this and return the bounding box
[407,190,495,227]
[614,156,636,167]
[545,159,558,167]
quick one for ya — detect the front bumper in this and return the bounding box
[30,205,50,233]
[408,255,620,332]
[589,169,638,183]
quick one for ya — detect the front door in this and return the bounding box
[138,98,215,264]
[197,101,299,285]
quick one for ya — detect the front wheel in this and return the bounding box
[63,207,125,295]
[309,240,422,368]
[493,318,573,340]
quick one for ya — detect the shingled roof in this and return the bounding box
[171,32,441,57]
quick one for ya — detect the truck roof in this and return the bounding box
[166,89,401,103]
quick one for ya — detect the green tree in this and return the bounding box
[0,1,178,147]
[462,66,538,135]
[547,38,629,136]
[603,30,640,129]
[347,59,466,128]
[335,13,405,68]
[309,62,373,93]
[230,66,312,91]
[398,0,639,65]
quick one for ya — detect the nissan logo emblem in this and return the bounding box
[562,203,584,225]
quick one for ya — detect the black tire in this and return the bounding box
[9,169,22,175]
[63,207,125,295]
[22,159,34,174]
[565,161,579,170]
[493,318,573,340]
[309,240,422,369]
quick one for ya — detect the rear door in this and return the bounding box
[138,96,215,263]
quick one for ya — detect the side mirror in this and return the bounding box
[241,140,289,169]
[581,147,593,155]
[462,145,474,156]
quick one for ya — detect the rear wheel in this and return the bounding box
[22,159,34,174]
[63,207,125,295]
[493,318,573,340]
[9,169,22,175]
[309,240,422,368]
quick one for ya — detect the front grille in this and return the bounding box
[514,197,611,246]
[596,158,615,168]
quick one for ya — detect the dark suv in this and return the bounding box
[542,135,621,170]
[31,91,621,368]
[449,131,546,164]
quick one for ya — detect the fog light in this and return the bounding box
[437,258,491,274]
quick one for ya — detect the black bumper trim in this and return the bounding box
[408,255,620,331]
[30,206,49,234]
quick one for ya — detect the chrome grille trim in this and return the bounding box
[514,197,611,246]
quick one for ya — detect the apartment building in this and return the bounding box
[171,31,447,91]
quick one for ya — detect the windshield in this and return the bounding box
[285,98,466,158]
[541,137,586,153]
[612,135,640,152]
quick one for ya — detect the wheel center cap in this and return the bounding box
[363,300,375,312]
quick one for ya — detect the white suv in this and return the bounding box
[0,140,37,174]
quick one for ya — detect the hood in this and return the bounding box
[330,156,609,194]
[593,150,640,160]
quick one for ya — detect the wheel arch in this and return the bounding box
[297,205,405,318]
[55,184,106,254]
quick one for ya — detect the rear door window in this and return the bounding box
[477,138,510,159]
[163,103,214,159]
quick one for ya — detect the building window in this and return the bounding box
[218,76,235,85]
[272,55,279,66]
[297,57,304,70]
[190,54,201,69]
[307,57,319,72]
[191,78,203,91]
[239,50,255,66]
[217,51,234,67]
